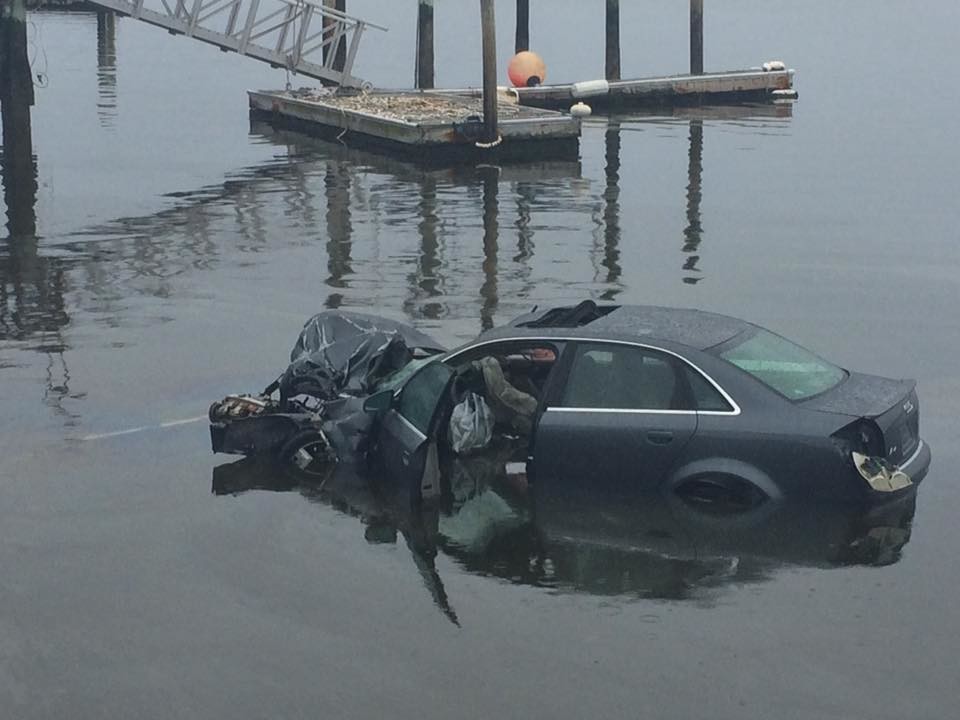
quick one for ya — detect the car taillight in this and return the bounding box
[852,452,913,493]
[833,419,885,457]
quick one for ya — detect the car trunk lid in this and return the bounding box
[802,372,919,465]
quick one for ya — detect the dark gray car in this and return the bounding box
[364,301,931,505]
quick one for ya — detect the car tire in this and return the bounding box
[674,474,767,514]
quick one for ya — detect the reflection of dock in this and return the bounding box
[248,89,580,162]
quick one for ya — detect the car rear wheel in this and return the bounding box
[675,475,768,514]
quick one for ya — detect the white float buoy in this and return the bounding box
[570,102,592,118]
[572,79,610,99]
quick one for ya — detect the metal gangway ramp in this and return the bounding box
[87,0,386,88]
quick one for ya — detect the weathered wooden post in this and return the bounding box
[605,0,620,81]
[415,0,434,89]
[690,0,704,75]
[322,0,347,74]
[1,0,37,236]
[515,0,529,53]
[480,0,498,143]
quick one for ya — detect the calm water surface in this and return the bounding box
[2,2,959,718]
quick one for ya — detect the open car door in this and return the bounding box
[376,361,456,501]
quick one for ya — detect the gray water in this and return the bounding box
[2,2,959,718]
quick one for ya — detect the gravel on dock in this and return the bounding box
[285,88,545,124]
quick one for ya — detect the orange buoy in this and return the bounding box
[508,51,547,88]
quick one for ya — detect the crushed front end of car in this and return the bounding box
[209,311,445,474]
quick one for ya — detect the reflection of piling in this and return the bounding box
[515,0,529,53]
[605,0,620,81]
[96,11,117,127]
[480,0,498,143]
[1,0,37,236]
[601,121,622,299]
[409,175,443,319]
[682,120,703,283]
[415,0,434,89]
[690,0,704,75]
[479,167,499,331]
[324,161,353,308]
[514,182,534,263]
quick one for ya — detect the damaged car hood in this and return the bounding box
[280,311,446,400]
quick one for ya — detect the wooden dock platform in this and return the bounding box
[450,68,796,111]
[248,89,580,162]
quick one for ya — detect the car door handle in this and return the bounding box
[646,430,674,445]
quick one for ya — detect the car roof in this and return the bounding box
[476,304,752,351]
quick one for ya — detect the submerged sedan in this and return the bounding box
[210,302,930,506]
[361,302,930,505]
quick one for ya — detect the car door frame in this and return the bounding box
[376,359,457,502]
[377,339,569,502]
[441,337,571,450]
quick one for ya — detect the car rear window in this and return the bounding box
[718,329,845,400]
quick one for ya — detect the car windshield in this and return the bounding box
[718,329,846,400]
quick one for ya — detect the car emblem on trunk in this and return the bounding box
[903,400,915,414]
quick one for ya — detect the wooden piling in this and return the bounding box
[415,0,434,89]
[690,0,703,75]
[96,11,116,66]
[480,0,498,143]
[515,0,529,53]
[1,0,37,236]
[605,0,620,82]
[321,0,347,75]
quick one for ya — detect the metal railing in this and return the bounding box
[86,0,387,87]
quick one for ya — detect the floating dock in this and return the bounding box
[248,89,580,161]
[451,68,797,111]
[249,119,582,177]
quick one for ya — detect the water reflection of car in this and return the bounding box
[212,456,918,613]
[210,301,931,506]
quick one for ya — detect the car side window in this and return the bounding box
[397,361,454,434]
[683,366,734,412]
[561,343,688,410]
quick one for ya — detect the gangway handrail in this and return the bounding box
[85,0,387,87]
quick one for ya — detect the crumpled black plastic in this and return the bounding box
[279,310,444,402]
